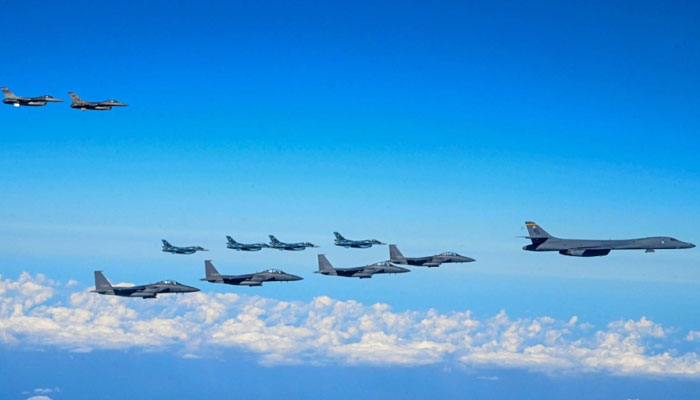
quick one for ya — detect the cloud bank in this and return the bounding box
[1,272,699,378]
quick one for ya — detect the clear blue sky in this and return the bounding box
[1,1,699,399]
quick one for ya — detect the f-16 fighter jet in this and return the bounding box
[389,245,475,267]
[200,260,302,286]
[91,271,199,299]
[161,239,208,254]
[68,92,128,111]
[333,232,386,248]
[316,254,409,279]
[2,87,62,107]
[267,235,318,251]
[226,236,269,251]
[521,221,695,257]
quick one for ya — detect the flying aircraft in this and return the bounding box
[2,87,62,107]
[200,260,302,286]
[91,271,199,299]
[68,92,128,111]
[267,235,318,251]
[389,245,475,267]
[226,236,269,251]
[333,232,386,248]
[316,254,409,279]
[161,239,208,254]
[521,221,695,257]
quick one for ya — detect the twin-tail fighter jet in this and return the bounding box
[333,232,386,248]
[201,260,302,286]
[226,236,269,251]
[69,92,128,111]
[389,245,475,267]
[521,221,695,257]
[267,235,318,251]
[2,87,62,107]
[316,254,409,279]
[91,271,199,299]
[161,239,208,255]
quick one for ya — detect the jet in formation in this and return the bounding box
[521,221,695,257]
[201,260,302,286]
[333,232,386,248]
[162,239,208,254]
[316,254,409,278]
[389,245,475,267]
[69,92,128,111]
[91,271,199,299]
[2,87,62,107]
[267,235,318,251]
[226,236,269,251]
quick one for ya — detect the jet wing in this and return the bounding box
[130,287,160,298]
[240,276,265,286]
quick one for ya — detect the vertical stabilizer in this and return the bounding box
[94,271,113,292]
[204,260,223,281]
[333,232,345,241]
[2,87,17,99]
[268,235,280,244]
[68,92,83,103]
[389,245,407,264]
[317,254,338,275]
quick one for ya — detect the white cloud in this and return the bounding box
[1,273,700,378]
[33,388,59,394]
[26,396,52,400]
[687,331,700,342]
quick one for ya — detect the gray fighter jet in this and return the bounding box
[333,232,386,248]
[316,254,409,279]
[226,236,269,251]
[91,271,199,299]
[268,235,318,251]
[389,245,475,267]
[201,260,302,286]
[161,239,208,254]
[2,87,62,107]
[68,92,128,111]
[522,221,695,257]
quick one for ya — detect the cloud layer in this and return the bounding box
[1,272,699,378]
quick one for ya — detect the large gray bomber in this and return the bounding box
[522,221,695,257]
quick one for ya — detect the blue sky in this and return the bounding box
[1,1,700,398]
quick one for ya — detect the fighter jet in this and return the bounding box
[68,92,128,111]
[161,239,208,254]
[267,235,318,251]
[2,87,62,107]
[226,236,269,251]
[521,221,696,257]
[316,254,409,279]
[389,245,475,267]
[333,232,386,249]
[200,260,302,286]
[91,271,199,299]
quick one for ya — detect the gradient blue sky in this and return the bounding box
[1,1,700,398]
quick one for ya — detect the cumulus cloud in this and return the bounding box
[26,396,52,400]
[1,273,699,378]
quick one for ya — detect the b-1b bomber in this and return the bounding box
[91,271,199,299]
[201,260,302,286]
[521,221,695,257]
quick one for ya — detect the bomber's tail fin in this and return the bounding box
[226,235,237,244]
[68,92,83,103]
[317,254,337,275]
[333,232,345,241]
[1,87,17,99]
[389,245,407,264]
[93,271,113,293]
[524,221,553,245]
[203,260,223,281]
[268,235,280,244]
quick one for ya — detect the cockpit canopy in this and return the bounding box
[264,269,284,274]
[159,280,181,285]
[440,252,459,256]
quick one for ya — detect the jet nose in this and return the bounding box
[289,274,304,281]
[396,266,410,273]
[688,243,696,249]
[186,285,200,292]
[461,256,476,262]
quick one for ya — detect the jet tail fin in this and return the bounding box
[268,235,280,244]
[317,254,337,275]
[1,87,17,99]
[93,271,113,292]
[389,245,408,264]
[203,260,223,281]
[226,236,236,244]
[333,232,345,241]
[524,221,554,244]
[68,92,83,103]
[161,239,172,248]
